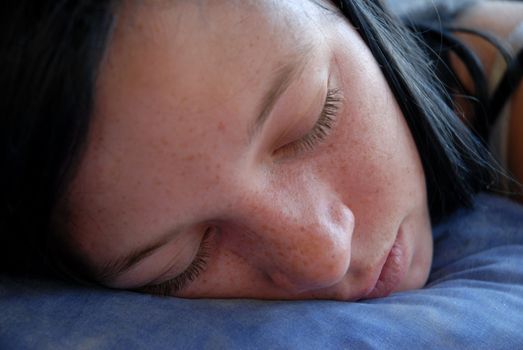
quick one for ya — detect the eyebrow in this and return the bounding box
[248,44,312,144]
[95,44,313,284]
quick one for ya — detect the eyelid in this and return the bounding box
[274,87,343,157]
[138,227,214,296]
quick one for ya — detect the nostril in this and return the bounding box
[268,270,306,293]
[266,248,351,294]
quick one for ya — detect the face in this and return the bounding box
[62,0,433,300]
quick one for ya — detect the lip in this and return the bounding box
[364,228,409,299]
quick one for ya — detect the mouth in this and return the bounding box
[364,228,409,299]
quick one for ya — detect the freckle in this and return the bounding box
[217,121,226,132]
[262,250,270,260]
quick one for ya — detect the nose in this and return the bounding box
[226,186,355,294]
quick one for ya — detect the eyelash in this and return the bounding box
[139,228,212,296]
[139,89,342,296]
[277,88,342,156]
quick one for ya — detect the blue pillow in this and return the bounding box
[1,193,523,349]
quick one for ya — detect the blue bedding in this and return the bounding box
[1,194,523,349]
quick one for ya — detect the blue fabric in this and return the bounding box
[1,194,523,349]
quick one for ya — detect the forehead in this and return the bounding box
[108,0,321,86]
[66,0,332,261]
[97,0,325,143]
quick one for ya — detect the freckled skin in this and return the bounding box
[63,0,433,300]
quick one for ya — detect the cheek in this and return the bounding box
[326,84,423,207]
[318,48,429,264]
[326,19,426,200]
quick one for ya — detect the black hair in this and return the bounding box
[1,0,500,278]
[1,1,118,274]
[333,0,499,220]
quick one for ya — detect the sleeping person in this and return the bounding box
[2,0,522,302]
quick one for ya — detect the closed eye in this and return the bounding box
[137,227,214,296]
[274,87,342,156]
